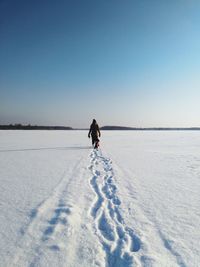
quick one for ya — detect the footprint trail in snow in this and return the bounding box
[89,149,141,267]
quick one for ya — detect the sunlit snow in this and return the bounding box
[0,130,199,267]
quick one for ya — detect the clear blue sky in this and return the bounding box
[0,0,200,128]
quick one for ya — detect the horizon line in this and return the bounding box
[1,124,200,130]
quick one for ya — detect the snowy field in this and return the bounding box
[0,130,199,267]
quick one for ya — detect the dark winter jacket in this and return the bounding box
[88,123,101,138]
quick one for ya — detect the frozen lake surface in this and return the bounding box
[0,130,199,267]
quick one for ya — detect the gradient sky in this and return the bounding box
[0,0,200,128]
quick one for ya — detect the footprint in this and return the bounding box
[49,245,60,251]
[42,206,71,241]
[116,209,124,226]
[116,226,125,239]
[95,170,101,176]
[112,196,121,206]
[44,226,54,237]
[98,212,115,242]
[107,176,113,184]
[90,176,104,218]
[104,166,113,172]
[55,207,71,215]
[126,227,141,252]
[88,165,93,170]
[105,243,134,267]
[29,208,38,219]
[102,183,117,201]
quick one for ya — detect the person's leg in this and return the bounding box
[92,135,99,148]
[92,136,95,146]
[94,137,99,149]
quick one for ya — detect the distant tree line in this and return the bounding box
[100,126,200,131]
[0,124,73,130]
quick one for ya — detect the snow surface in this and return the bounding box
[0,130,199,267]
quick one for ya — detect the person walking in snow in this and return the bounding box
[88,119,101,149]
